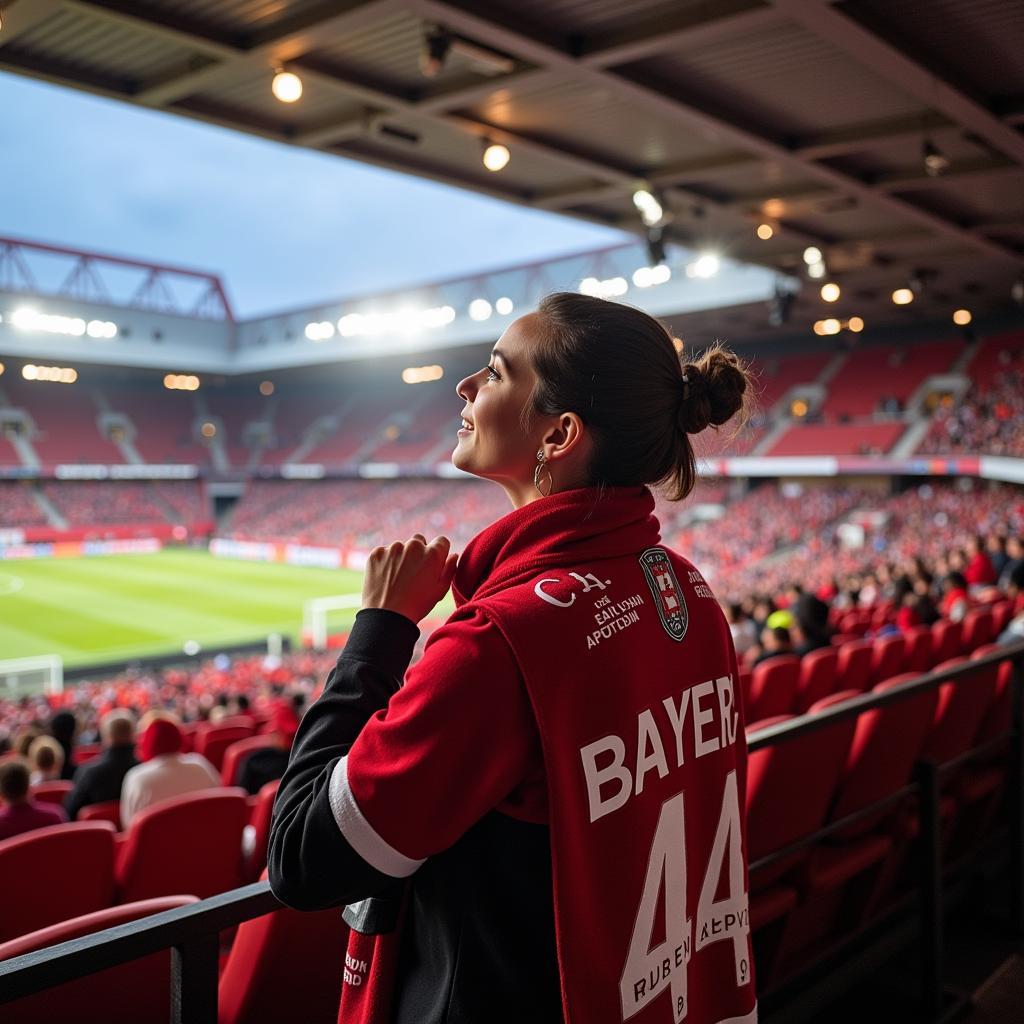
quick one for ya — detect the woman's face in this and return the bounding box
[453,313,546,507]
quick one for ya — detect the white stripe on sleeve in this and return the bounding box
[328,756,425,878]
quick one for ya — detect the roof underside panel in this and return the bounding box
[626,20,926,139]
[843,0,1024,103]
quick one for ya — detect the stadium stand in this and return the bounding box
[0,481,49,527]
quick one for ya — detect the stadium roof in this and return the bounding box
[2,0,1023,330]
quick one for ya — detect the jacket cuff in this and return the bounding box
[340,608,420,680]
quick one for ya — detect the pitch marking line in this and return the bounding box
[0,573,25,596]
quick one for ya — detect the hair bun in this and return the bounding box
[677,344,748,435]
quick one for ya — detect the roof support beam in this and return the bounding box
[410,0,1023,265]
[767,0,1024,169]
[0,0,63,44]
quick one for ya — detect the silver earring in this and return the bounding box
[534,450,553,496]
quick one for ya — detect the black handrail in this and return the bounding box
[0,640,1022,1024]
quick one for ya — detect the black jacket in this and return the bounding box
[64,744,139,820]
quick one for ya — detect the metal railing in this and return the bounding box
[1,641,1022,1024]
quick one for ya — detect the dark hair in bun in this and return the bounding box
[530,293,752,500]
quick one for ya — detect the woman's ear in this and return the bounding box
[543,412,587,464]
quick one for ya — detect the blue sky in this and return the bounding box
[0,72,625,318]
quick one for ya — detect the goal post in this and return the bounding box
[0,655,64,698]
[303,594,363,650]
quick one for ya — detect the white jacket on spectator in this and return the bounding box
[120,752,220,828]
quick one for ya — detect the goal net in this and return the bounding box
[303,594,363,650]
[0,655,64,699]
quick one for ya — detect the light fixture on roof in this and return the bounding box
[482,139,510,172]
[802,246,822,266]
[892,287,914,305]
[847,316,864,333]
[952,308,972,326]
[420,26,452,78]
[632,186,664,228]
[271,69,303,103]
[495,296,514,315]
[820,282,841,303]
[468,298,493,321]
[259,380,275,396]
[687,253,719,279]
[806,260,827,280]
[922,138,950,177]
[756,223,774,240]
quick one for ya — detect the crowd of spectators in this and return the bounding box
[0,482,49,528]
[918,368,1024,458]
[41,481,173,526]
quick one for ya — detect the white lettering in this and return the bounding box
[635,709,670,796]
[534,578,576,608]
[691,681,721,759]
[581,735,632,823]
[715,675,738,748]
[662,691,692,768]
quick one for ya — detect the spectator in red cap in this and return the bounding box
[239,700,299,796]
[119,713,219,827]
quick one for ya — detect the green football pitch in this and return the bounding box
[0,549,382,669]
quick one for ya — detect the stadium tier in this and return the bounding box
[3,328,1023,479]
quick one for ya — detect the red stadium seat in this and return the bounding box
[0,821,116,942]
[29,780,73,806]
[902,625,933,674]
[829,633,860,647]
[116,788,248,903]
[221,735,277,787]
[73,742,102,766]
[794,647,838,713]
[746,704,857,889]
[921,657,997,766]
[839,611,870,637]
[836,640,873,692]
[0,896,197,1024]
[245,778,280,882]
[180,720,201,754]
[195,721,256,773]
[79,799,123,831]
[829,675,939,840]
[930,619,962,666]
[961,609,995,653]
[218,870,348,1024]
[747,656,801,720]
[971,646,1014,750]
[991,600,1014,636]
[869,634,905,686]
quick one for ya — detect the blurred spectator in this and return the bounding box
[13,727,43,759]
[748,626,795,667]
[0,759,67,841]
[238,700,299,796]
[997,563,1024,645]
[940,572,971,622]
[1000,537,1024,590]
[965,537,996,588]
[724,602,758,657]
[120,715,220,828]
[27,735,64,785]
[792,594,832,655]
[64,710,138,821]
[49,711,78,781]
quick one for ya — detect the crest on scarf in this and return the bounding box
[639,547,688,642]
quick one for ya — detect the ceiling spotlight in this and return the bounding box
[807,261,827,280]
[420,26,452,78]
[821,318,841,336]
[495,296,514,315]
[271,69,303,103]
[688,253,720,279]
[803,246,823,265]
[482,140,510,171]
[952,308,972,326]
[632,187,664,228]
[847,316,864,333]
[922,138,950,177]
[892,287,915,305]
[762,198,785,219]
[756,223,774,240]
[645,227,667,266]
[468,298,493,321]
[820,282,841,303]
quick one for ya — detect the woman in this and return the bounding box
[270,294,757,1024]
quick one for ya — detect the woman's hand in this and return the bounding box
[361,534,458,624]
